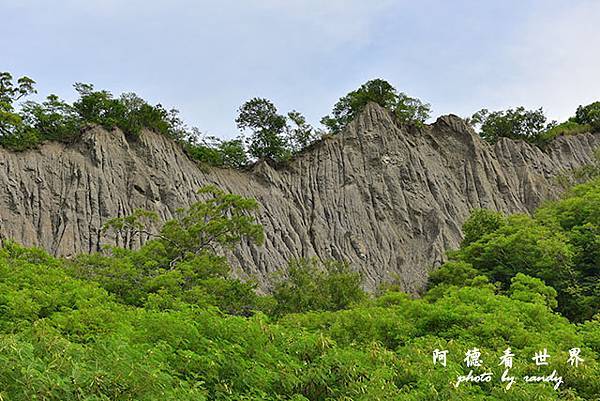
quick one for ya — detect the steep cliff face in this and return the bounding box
[1,103,599,292]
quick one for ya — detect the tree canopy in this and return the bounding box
[235,97,319,162]
[468,107,556,144]
[432,178,600,322]
[321,78,431,133]
[469,101,600,145]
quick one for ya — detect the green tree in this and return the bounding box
[286,110,318,153]
[184,132,249,169]
[101,208,159,249]
[271,258,366,316]
[320,78,431,133]
[236,97,290,162]
[20,94,81,142]
[574,101,600,132]
[460,208,506,246]
[0,72,36,107]
[82,186,264,312]
[430,178,600,322]
[216,138,247,168]
[509,273,558,309]
[0,72,38,149]
[155,185,264,266]
[468,106,556,143]
[72,82,120,129]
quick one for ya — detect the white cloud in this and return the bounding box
[498,0,600,121]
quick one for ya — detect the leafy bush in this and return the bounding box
[271,258,367,316]
[74,186,264,314]
[539,120,592,143]
[574,101,600,132]
[0,239,597,400]
[460,209,506,246]
[321,78,431,133]
[0,75,191,151]
[468,106,556,144]
[1,72,328,169]
[432,178,600,321]
[235,97,319,162]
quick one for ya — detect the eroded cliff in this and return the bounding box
[1,103,598,291]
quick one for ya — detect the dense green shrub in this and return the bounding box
[321,78,431,133]
[469,102,600,146]
[539,120,592,143]
[574,101,600,132]
[270,258,367,316]
[0,239,597,400]
[468,106,556,144]
[433,178,600,322]
[235,98,319,163]
[0,75,192,151]
[1,72,327,169]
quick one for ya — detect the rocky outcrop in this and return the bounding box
[1,103,599,292]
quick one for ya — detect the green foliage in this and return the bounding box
[286,110,319,153]
[574,101,600,132]
[461,209,506,246]
[394,92,432,125]
[71,186,264,315]
[281,284,600,400]
[468,106,556,144]
[509,273,558,309]
[20,94,81,142]
[0,72,326,168]
[540,120,592,143]
[236,97,290,162]
[158,185,264,260]
[234,98,319,162]
[0,73,194,153]
[428,260,480,288]
[0,72,36,106]
[271,258,366,316]
[470,101,600,146]
[101,208,159,249]
[0,72,37,149]
[185,134,249,169]
[433,179,600,321]
[0,72,250,168]
[2,238,597,400]
[321,78,431,133]
[71,84,187,140]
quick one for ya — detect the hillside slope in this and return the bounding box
[1,103,598,291]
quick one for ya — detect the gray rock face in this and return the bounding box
[1,103,599,292]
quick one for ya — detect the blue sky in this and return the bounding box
[2,0,599,138]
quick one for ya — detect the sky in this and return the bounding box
[2,0,599,138]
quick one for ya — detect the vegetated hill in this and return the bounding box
[0,102,598,292]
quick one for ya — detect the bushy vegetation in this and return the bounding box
[321,79,431,133]
[432,178,600,322]
[467,107,556,144]
[469,101,600,145]
[270,258,367,316]
[6,71,597,166]
[0,179,598,399]
[235,98,319,163]
[0,73,191,151]
[575,102,600,132]
[2,239,598,400]
[0,72,321,168]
